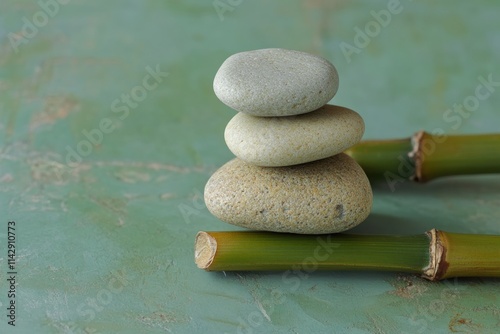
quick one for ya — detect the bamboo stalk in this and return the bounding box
[424,229,500,280]
[344,138,414,180]
[195,230,500,281]
[344,131,500,182]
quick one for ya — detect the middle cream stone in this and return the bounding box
[224,104,365,167]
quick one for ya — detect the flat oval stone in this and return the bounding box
[225,105,365,167]
[214,48,339,117]
[204,154,372,234]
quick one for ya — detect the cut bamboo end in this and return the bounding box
[194,231,429,275]
[195,230,500,280]
[195,231,217,269]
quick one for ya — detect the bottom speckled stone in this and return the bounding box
[204,153,373,234]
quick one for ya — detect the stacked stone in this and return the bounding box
[205,49,372,234]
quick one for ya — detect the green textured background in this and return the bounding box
[1,1,499,333]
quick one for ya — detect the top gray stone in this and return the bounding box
[213,48,339,117]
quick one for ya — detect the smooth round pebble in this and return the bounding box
[225,104,365,167]
[213,48,339,117]
[204,154,373,234]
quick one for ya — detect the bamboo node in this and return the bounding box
[410,130,425,182]
[422,229,447,281]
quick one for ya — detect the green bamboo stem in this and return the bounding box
[344,138,414,180]
[413,132,500,182]
[426,229,500,280]
[344,131,500,182]
[195,230,500,281]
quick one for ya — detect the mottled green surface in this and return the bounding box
[1,1,499,333]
